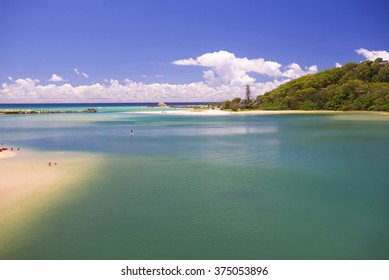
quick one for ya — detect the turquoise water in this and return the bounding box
[1,105,389,259]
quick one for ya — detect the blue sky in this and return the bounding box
[1,0,388,102]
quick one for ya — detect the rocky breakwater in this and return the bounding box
[0,108,97,115]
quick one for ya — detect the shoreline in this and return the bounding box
[130,108,389,116]
[0,150,17,159]
[0,149,102,257]
[0,108,97,115]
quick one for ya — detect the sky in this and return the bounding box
[1,0,388,103]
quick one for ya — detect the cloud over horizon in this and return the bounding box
[0,77,285,103]
[2,50,302,103]
[4,48,387,103]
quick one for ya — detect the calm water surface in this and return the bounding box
[1,105,388,259]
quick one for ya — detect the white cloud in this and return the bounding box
[2,51,318,103]
[355,48,389,61]
[282,63,318,79]
[173,50,317,86]
[48,74,65,82]
[74,68,89,79]
[0,77,286,103]
[16,77,40,86]
[335,62,342,68]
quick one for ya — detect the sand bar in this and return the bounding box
[0,148,102,258]
[131,108,389,116]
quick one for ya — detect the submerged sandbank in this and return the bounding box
[0,149,102,258]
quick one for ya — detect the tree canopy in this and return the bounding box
[222,58,389,112]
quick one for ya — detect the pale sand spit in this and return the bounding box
[0,149,102,257]
[131,109,389,117]
[0,150,17,159]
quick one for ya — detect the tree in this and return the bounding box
[222,100,231,109]
[231,97,241,104]
[377,64,389,82]
[245,85,252,102]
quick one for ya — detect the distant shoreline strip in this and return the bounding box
[0,108,97,115]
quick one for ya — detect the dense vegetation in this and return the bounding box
[222,58,389,111]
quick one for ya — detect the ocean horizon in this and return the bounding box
[0,102,220,107]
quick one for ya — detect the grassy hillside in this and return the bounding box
[255,58,389,111]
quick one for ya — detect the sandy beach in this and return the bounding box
[132,108,389,117]
[0,150,17,159]
[0,148,102,257]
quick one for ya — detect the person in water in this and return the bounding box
[129,129,134,135]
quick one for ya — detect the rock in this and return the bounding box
[157,102,168,108]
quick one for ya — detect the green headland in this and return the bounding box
[223,58,389,112]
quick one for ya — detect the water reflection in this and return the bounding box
[142,125,278,137]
